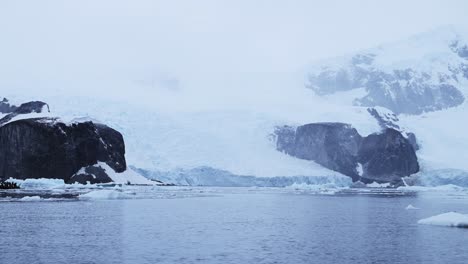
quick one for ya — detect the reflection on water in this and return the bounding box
[1,188,467,264]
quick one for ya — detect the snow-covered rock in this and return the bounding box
[418,212,468,228]
[0,100,50,126]
[0,99,141,186]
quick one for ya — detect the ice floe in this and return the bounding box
[418,212,468,228]
[79,190,133,200]
[405,204,420,210]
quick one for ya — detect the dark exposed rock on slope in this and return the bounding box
[358,129,419,183]
[69,165,114,184]
[0,118,126,184]
[275,123,419,183]
[307,57,465,115]
[0,101,50,125]
[0,98,17,113]
[0,98,127,184]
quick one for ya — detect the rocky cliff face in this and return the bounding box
[358,129,419,183]
[0,118,126,184]
[275,123,419,183]
[0,98,127,184]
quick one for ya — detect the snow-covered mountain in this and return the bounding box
[305,25,468,186]
[306,25,468,115]
[3,26,468,187]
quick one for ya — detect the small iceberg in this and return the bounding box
[418,212,468,228]
[405,204,420,210]
[19,196,42,202]
[366,182,391,188]
[79,190,132,200]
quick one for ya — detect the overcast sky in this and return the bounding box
[1,0,468,101]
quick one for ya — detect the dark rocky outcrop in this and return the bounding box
[358,129,419,183]
[0,98,18,113]
[275,123,419,183]
[68,165,113,184]
[0,181,20,189]
[0,101,50,125]
[0,117,126,184]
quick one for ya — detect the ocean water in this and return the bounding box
[1,187,467,264]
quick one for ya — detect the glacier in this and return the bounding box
[2,88,380,188]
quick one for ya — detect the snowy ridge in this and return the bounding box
[305,25,468,115]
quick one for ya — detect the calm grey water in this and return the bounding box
[1,188,468,264]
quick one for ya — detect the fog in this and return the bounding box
[1,0,467,108]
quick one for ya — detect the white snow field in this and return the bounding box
[418,212,468,228]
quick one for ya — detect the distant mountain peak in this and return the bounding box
[306,26,468,115]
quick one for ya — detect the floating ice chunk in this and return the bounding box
[405,204,420,210]
[285,183,342,194]
[79,190,132,200]
[418,212,468,228]
[19,196,41,202]
[398,184,465,192]
[367,182,391,188]
[7,178,65,189]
